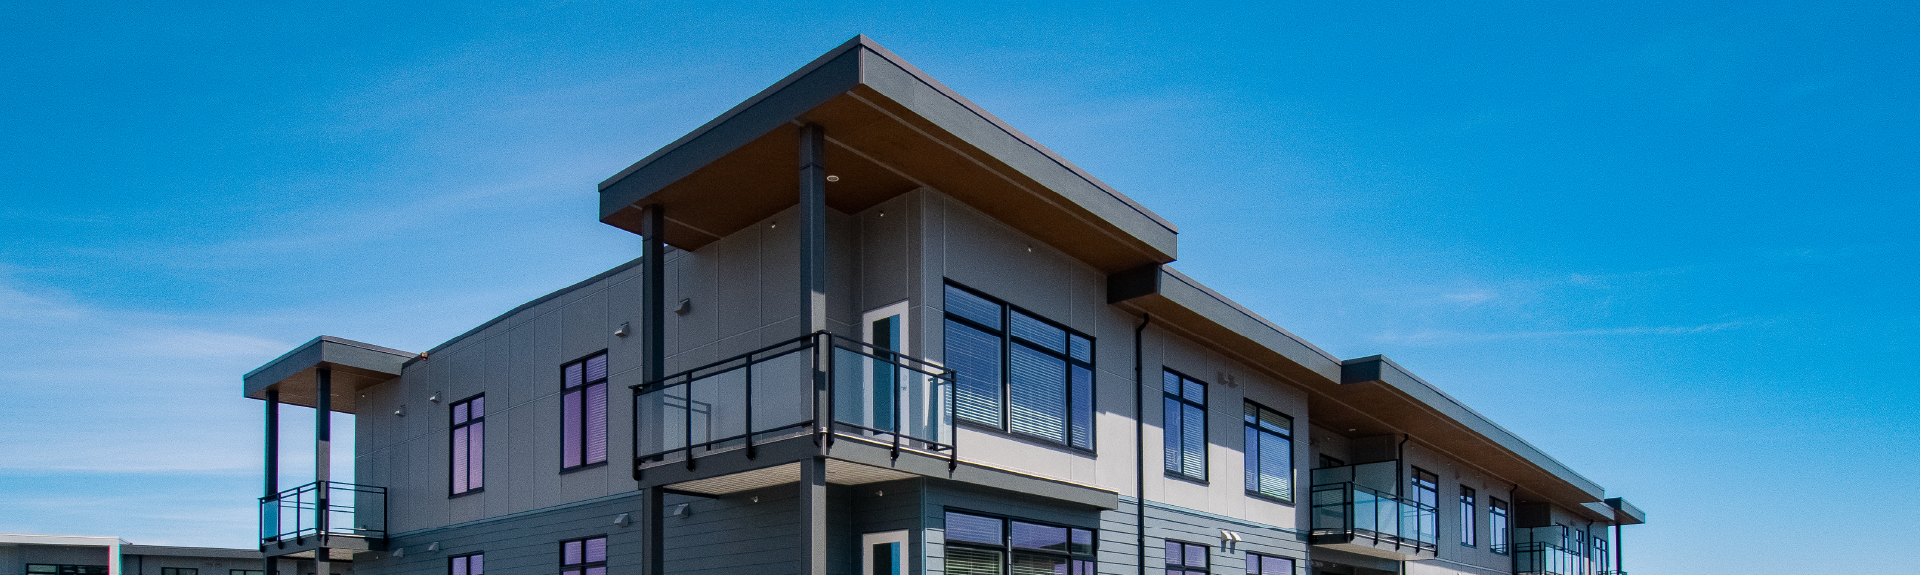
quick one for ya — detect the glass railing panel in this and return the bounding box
[899,366,952,446]
[750,347,811,435]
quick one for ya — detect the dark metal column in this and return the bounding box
[1615,523,1623,574]
[799,457,828,575]
[639,206,667,575]
[798,123,828,335]
[264,389,279,574]
[314,368,331,575]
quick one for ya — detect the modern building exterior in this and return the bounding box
[0,534,269,575]
[241,36,1645,575]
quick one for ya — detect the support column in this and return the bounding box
[264,389,280,573]
[1614,523,1623,573]
[798,123,828,335]
[639,207,667,575]
[798,457,828,575]
[314,368,331,575]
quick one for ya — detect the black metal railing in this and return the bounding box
[259,481,387,543]
[1308,465,1438,556]
[1513,541,1583,575]
[632,331,956,474]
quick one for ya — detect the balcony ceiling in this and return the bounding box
[243,336,414,413]
[598,35,1178,274]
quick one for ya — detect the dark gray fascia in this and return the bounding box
[242,335,413,399]
[597,35,1177,261]
[1157,266,1345,382]
[1341,355,1607,501]
[1605,497,1647,525]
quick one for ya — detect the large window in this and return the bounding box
[161,569,196,575]
[1163,370,1206,481]
[1594,535,1610,573]
[1460,486,1478,547]
[1247,553,1293,575]
[1410,467,1438,544]
[1489,498,1510,554]
[560,536,606,575]
[28,566,104,575]
[1243,401,1293,503]
[1164,541,1208,575]
[562,352,609,471]
[449,553,482,575]
[943,511,1095,575]
[943,283,1095,450]
[450,394,484,495]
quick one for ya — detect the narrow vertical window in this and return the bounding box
[562,352,609,471]
[1164,541,1208,575]
[450,394,484,495]
[449,553,482,575]
[1489,498,1510,554]
[1410,467,1437,544]
[1247,554,1294,575]
[1243,401,1293,502]
[1163,370,1207,481]
[560,536,607,575]
[1460,486,1478,547]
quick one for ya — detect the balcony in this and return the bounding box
[633,332,956,478]
[1307,462,1437,559]
[1511,526,1595,575]
[259,481,386,557]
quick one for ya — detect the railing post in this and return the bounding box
[744,357,756,459]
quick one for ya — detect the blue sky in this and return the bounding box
[1,1,1914,571]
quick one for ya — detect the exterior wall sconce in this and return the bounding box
[395,405,406,417]
[614,512,632,527]
[674,299,691,315]
[615,322,629,338]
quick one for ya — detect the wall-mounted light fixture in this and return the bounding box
[674,299,691,315]
[395,405,406,417]
[614,513,632,527]
[614,322,629,338]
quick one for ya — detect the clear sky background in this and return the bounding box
[1,1,1914,572]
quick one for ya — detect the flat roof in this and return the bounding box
[241,336,415,413]
[599,35,1177,274]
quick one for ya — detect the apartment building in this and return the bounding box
[241,36,1645,575]
[0,534,268,575]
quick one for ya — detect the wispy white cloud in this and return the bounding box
[1376,320,1756,345]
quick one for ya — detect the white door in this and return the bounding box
[861,530,910,575]
[858,302,909,433]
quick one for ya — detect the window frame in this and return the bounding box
[560,350,611,473]
[942,281,1097,452]
[1246,553,1295,575]
[1459,485,1478,547]
[449,393,485,497]
[1162,369,1208,483]
[1242,400,1295,504]
[1489,497,1511,555]
[558,535,608,575]
[941,509,1096,575]
[231,570,265,575]
[161,569,197,575]
[448,552,483,575]
[1164,540,1210,575]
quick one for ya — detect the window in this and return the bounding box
[1163,370,1206,481]
[232,570,265,575]
[1247,554,1294,575]
[1410,467,1438,543]
[449,553,482,575]
[1459,486,1477,547]
[1318,454,1345,469]
[560,536,607,575]
[450,394,484,495]
[943,511,1095,575]
[28,566,104,575]
[1489,498,1510,554]
[1243,401,1293,502]
[943,283,1095,450]
[1164,541,1208,575]
[161,569,197,575]
[562,352,609,470]
[1594,535,1610,573]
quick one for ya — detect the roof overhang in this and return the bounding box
[1110,264,1615,521]
[242,336,415,414]
[598,35,1177,274]
[1606,497,1647,525]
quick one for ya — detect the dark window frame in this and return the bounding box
[1243,400,1295,504]
[1489,497,1511,555]
[1460,485,1478,547]
[559,535,608,575]
[942,281,1097,453]
[1164,539,1210,575]
[1163,369,1208,483]
[160,569,197,575]
[28,565,105,575]
[448,552,483,575]
[449,393,485,497]
[560,350,610,473]
[1246,553,1295,575]
[942,509,1096,575]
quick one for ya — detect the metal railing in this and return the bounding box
[1308,480,1438,555]
[259,481,386,543]
[632,331,956,474]
[1512,541,1583,575]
